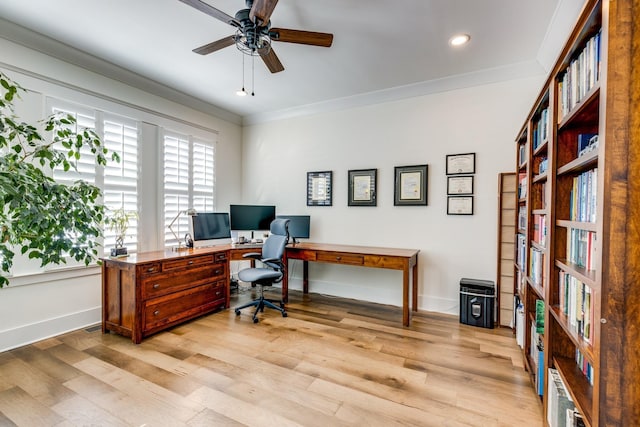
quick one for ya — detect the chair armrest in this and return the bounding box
[242,252,262,260]
[260,257,280,263]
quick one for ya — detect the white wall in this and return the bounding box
[0,38,243,352]
[242,77,541,314]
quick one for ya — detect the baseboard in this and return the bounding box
[281,277,459,315]
[0,306,101,352]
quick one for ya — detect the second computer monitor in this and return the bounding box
[230,204,276,231]
[277,215,310,243]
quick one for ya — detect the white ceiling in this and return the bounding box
[0,0,571,124]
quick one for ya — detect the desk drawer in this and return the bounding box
[162,254,215,271]
[287,249,317,261]
[143,280,226,331]
[138,263,161,276]
[142,264,226,298]
[317,251,364,266]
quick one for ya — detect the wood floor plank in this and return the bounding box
[71,357,204,423]
[0,290,543,426]
[63,373,185,426]
[0,358,75,407]
[188,385,305,427]
[0,386,65,426]
[51,394,127,426]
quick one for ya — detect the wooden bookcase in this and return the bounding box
[496,172,517,327]
[514,0,640,425]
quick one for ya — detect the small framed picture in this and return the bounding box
[348,168,377,206]
[446,153,476,175]
[447,176,474,195]
[307,171,332,206]
[447,196,474,215]
[394,164,428,206]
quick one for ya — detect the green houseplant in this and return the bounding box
[0,72,119,287]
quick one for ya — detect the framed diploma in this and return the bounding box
[447,176,474,195]
[394,164,428,206]
[446,153,476,175]
[348,168,377,206]
[307,171,333,206]
[447,196,474,215]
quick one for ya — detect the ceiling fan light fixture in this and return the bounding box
[449,34,471,47]
[236,89,247,96]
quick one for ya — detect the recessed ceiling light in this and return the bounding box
[236,89,247,97]
[450,34,471,47]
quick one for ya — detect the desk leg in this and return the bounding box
[282,256,289,303]
[303,261,309,294]
[403,267,410,327]
[412,257,418,312]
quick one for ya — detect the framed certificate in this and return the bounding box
[348,168,377,206]
[394,164,428,206]
[447,176,474,195]
[307,171,332,206]
[447,196,474,215]
[446,153,476,175]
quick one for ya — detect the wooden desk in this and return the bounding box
[283,243,420,326]
[102,243,419,343]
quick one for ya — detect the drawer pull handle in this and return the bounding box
[216,291,222,296]
[153,284,160,289]
[215,269,221,275]
[188,260,194,265]
[147,267,156,273]
[153,310,160,316]
[336,256,341,261]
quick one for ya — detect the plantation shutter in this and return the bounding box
[48,100,139,258]
[163,133,215,248]
[51,106,97,186]
[102,115,139,253]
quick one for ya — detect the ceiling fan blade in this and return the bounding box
[249,0,279,26]
[178,0,240,27]
[270,28,333,47]
[259,47,285,73]
[193,36,236,55]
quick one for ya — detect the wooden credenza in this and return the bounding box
[101,247,229,343]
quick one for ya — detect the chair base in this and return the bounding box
[234,286,287,323]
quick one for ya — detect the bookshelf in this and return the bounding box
[513,0,640,425]
[496,172,516,327]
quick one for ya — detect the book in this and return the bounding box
[536,299,545,334]
[548,368,575,427]
[577,133,598,156]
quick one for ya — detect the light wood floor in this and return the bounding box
[0,287,542,426]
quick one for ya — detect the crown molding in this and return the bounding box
[0,18,242,125]
[242,60,546,126]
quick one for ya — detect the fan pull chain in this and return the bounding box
[242,54,246,93]
[251,53,255,96]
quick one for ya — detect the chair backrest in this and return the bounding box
[261,218,289,269]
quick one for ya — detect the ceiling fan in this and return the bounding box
[179,0,334,73]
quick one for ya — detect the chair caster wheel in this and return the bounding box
[235,309,241,316]
[282,312,288,318]
[253,317,259,324]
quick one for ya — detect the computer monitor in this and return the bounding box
[230,204,276,232]
[276,215,310,243]
[191,212,231,247]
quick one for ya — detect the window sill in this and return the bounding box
[4,264,101,288]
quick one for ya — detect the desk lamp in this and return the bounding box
[168,208,197,251]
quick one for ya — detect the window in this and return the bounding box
[49,100,139,258]
[102,116,139,253]
[163,133,215,247]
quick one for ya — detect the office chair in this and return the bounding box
[234,218,290,323]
